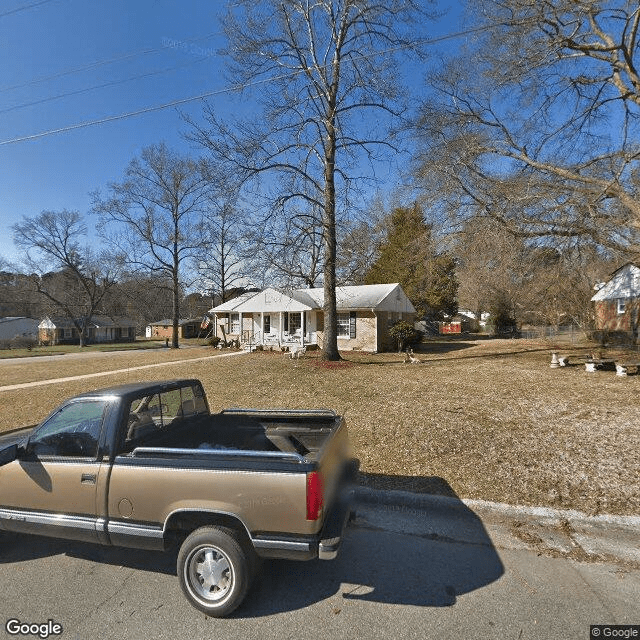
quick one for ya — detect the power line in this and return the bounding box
[0,85,249,147]
[0,22,515,147]
[0,55,212,115]
[0,0,54,18]
[0,31,222,94]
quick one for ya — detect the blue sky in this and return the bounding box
[0,0,464,265]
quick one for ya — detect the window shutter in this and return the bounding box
[349,312,357,339]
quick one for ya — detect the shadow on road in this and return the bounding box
[238,476,504,616]
[0,477,504,617]
[0,533,176,574]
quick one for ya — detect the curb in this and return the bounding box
[352,485,640,527]
[351,486,640,566]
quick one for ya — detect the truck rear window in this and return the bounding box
[124,385,207,445]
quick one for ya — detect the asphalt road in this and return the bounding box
[1,496,638,640]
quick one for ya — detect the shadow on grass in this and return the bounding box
[356,471,459,496]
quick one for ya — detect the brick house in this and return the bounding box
[209,283,416,352]
[145,318,202,340]
[591,263,640,339]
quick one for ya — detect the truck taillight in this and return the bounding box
[306,471,324,521]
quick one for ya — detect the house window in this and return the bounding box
[289,313,301,334]
[337,313,350,338]
[230,313,240,334]
[337,312,356,339]
[617,299,626,314]
[264,315,271,333]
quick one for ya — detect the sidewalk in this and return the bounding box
[352,486,640,567]
[0,350,247,392]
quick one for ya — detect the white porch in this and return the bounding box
[215,310,319,350]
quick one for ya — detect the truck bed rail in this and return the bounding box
[131,446,306,464]
[221,408,337,419]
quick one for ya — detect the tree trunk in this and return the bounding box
[321,104,340,361]
[172,242,180,349]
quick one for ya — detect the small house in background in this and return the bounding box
[38,316,136,345]
[591,263,640,339]
[0,317,39,343]
[209,283,416,352]
[145,318,202,340]
[439,315,472,335]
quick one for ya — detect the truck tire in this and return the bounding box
[177,526,252,617]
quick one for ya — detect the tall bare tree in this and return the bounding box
[92,143,210,348]
[416,0,640,256]
[195,198,250,305]
[250,206,325,289]
[454,217,619,330]
[188,0,431,359]
[12,210,118,346]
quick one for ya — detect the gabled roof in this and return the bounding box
[301,283,415,312]
[39,315,136,329]
[591,263,640,301]
[208,291,261,312]
[209,283,416,314]
[211,288,315,314]
[148,318,201,327]
[0,317,39,340]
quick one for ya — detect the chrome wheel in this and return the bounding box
[177,526,253,617]
[186,545,233,603]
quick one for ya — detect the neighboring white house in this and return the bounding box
[209,283,416,352]
[591,263,640,336]
[0,317,39,342]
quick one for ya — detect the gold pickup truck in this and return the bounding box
[0,379,357,617]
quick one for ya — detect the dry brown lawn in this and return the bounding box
[0,340,638,516]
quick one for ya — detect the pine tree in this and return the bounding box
[364,204,457,318]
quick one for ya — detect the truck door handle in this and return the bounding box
[81,473,97,484]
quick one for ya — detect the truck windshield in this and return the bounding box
[30,400,107,458]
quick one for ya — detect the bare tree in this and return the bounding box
[92,143,210,348]
[337,196,390,285]
[454,217,619,331]
[12,210,118,347]
[251,206,325,289]
[416,0,640,256]
[187,0,431,359]
[195,199,250,304]
[101,272,176,331]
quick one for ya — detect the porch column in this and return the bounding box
[260,312,264,343]
[279,312,283,343]
[301,311,306,346]
[239,312,243,341]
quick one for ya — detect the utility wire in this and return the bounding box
[0,31,222,94]
[0,22,518,147]
[0,55,212,115]
[0,0,54,18]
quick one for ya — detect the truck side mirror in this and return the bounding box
[0,443,18,466]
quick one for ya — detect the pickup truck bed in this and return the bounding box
[123,410,337,459]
